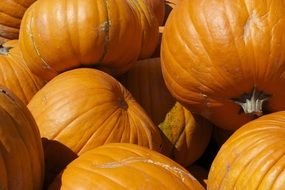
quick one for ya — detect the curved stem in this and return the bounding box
[231,86,271,116]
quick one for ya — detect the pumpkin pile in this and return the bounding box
[1,0,285,189]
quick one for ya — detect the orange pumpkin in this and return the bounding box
[143,0,165,25]
[28,68,162,154]
[0,40,45,104]
[49,143,205,190]
[119,58,175,125]
[159,102,213,167]
[0,87,44,190]
[19,0,159,81]
[0,0,36,44]
[208,111,285,189]
[161,0,285,130]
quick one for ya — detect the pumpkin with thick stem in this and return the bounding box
[19,0,159,81]
[119,58,175,125]
[159,102,213,167]
[208,111,285,189]
[161,0,285,130]
[0,40,45,104]
[28,68,162,154]
[0,87,44,190]
[0,0,36,44]
[48,143,205,190]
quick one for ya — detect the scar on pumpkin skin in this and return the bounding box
[92,156,197,182]
[0,88,15,102]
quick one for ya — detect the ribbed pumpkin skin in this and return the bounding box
[49,143,205,190]
[143,0,165,25]
[0,40,45,104]
[161,0,285,130]
[208,111,285,190]
[119,58,175,125]
[0,0,36,44]
[28,68,162,154]
[19,0,159,81]
[0,87,44,190]
[159,102,213,167]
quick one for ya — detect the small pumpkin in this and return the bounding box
[208,111,285,189]
[28,68,162,153]
[159,102,213,167]
[49,143,205,190]
[0,40,45,104]
[19,0,159,81]
[161,0,285,130]
[119,58,175,125]
[0,87,44,190]
[0,0,36,44]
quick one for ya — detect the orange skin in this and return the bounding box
[0,40,45,104]
[19,0,159,81]
[143,0,166,25]
[28,68,162,154]
[49,143,205,190]
[119,58,175,125]
[161,0,285,130]
[0,87,44,190]
[208,111,285,189]
[0,0,36,44]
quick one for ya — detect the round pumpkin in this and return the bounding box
[0,87,44,190]
[0,40,45,104]
[161,0,285,130]
[28,68,162,153]
[19,0,159,81]
[48,143,205,190]
[0,0,36,44]
[159,102,213,167]
[208,111,285,189]
[119,58,175,125]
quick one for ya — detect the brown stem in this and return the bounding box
[231,86,271,116]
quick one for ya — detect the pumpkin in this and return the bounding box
[208,111,285,189]
[161,0,285,130]
[0,0,36,44]
[159,102,213,167]
[119,58,175,125]
[19,0,159,81]
[28,68,162,153]
[143,0,165,25]
[48,143,205,190]
[0,40,45,104]
[0,87,44,190]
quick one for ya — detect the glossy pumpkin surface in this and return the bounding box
[19,0,159,81]
[28,68,162,154]
[0,40,45,104]
[0,87,44,190]
[119,58,175,125]
[49,143,205,190]
[0,0,36,44]
[161,0,285,130]
[208,111,285,189]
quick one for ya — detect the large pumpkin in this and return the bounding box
[0,87,44,190]
[19,0,159,81]
[0,0,36,44]
[119,58,175,125]
[28,68,162,153]
[208,111,285,189]
[49,143,205,190]
[159,102,213,167]
[0,40,45,104]
[161,0,285,130]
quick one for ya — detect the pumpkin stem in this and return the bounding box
[231,86,271,116]
[0,45,12,55]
